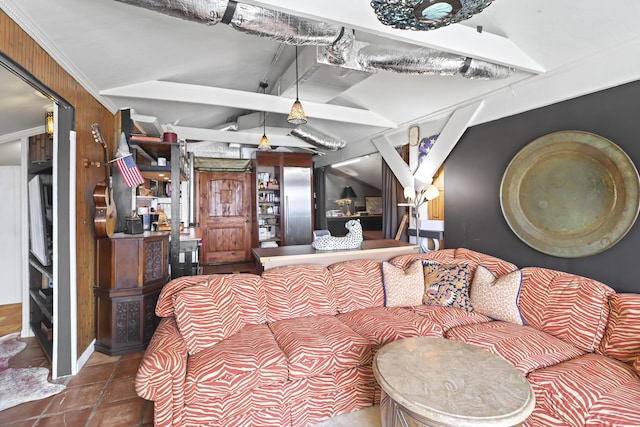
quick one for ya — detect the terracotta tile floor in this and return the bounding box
[0,305,152,426]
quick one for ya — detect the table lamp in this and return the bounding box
[340,186,357,216]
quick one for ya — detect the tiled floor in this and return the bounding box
[0,339,152,427]
[0,305,152,427]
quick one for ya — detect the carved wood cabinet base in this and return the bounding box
[94,232,169,356]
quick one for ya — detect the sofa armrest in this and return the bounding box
[135,316,188,427]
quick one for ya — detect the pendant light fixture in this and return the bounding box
[257,81,271,151]
[287,46,308,125]
[370,0,493,31]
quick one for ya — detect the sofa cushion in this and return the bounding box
[329,259,384,313]
[184,323,288,403]
[263,264,339,322]
[453,247,519,276]
[598,293,640,365]
[269,315,372,380]
[528,353,639,427]
[156,275,212,317]
[519,267,614,353]
[584,378,640,426]
[223,273,268,325]
[337,307,443,353]
[470,265,524,325]
[422,261,473,311]
[447,321,584,375]
[410,305,492,332]
[381,259,424,307]
[389,249,457,268]
[172,280,245,355]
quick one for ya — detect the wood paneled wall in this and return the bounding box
[1,10,118,355]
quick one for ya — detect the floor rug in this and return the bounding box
[0,333,66,412]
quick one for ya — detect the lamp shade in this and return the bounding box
[341,186,357,199]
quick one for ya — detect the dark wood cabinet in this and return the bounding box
[94,232,169,355]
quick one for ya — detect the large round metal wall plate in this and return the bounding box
[500,131,640,258]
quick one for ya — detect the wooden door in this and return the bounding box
[197,172,253,264]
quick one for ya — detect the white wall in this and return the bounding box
[0,165,22,304]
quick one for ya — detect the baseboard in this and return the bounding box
[76,339,95,373]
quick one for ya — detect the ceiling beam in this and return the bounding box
[101,81,397,128]
[243,0,545,74]
[413,101,484,186]
[168,126,316,148]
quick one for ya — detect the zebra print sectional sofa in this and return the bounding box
[135,248,640,427]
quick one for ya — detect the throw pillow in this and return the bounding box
[423,261,473,311]
[381,260,424,307]
[634,355,640,376]
[470,265,524,325]
[172,279,245,355]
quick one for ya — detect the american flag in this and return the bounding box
[115,154,144,188]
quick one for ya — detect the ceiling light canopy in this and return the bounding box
[370,0,493,31]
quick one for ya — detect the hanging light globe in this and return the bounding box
[370,0,493,31]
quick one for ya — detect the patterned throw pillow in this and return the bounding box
[470,265,524,325]
[172,279,246,355]
[423,261,473,311]
[381,260,424,307]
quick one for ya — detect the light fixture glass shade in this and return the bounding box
[258,133,271,151]
[287,99,307,125]
[370,0,493,31]
[46,111,54,137]
[424,184,440,201]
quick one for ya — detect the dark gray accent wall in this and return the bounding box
[445,79,640,293]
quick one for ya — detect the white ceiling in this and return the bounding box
[2,0,640,184]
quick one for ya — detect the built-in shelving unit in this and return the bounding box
[27,133,54,361]
[124,127,191,278]
[257,183,281,244]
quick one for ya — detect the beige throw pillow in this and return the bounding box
[470,265,524,325]
[382,260,424,307]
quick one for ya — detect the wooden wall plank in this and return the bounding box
[1,10,118,357]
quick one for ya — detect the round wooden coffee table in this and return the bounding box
[373,337,535,427]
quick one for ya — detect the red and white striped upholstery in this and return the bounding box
[184,323,288,403]
[389,249,457,269]
[453,247,519,276]
[208,405,290,427]
[223,273,268,325]
[328,259,385,313]
[156,275,212,317]
[390,248,518,286]
[519,267,615,353]
[446,321,585,375]
[337,307,443,353]
[136,248,640,427]
[135,317,188,427]
[598,293,640,366]
[528,353,640,426]
[289,384,375,427]
[183,381,288,426]
[584,379,640,426]
[410,305,492,332]
[172,281,245,355]
[269,315,372,380]
[262,264,339,322]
